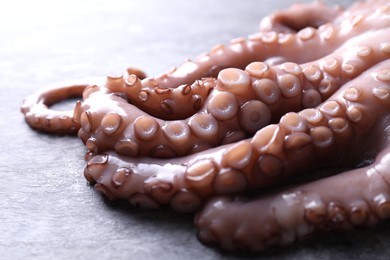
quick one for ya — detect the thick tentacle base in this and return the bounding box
[195,158,390,252]
[21,0,390,254]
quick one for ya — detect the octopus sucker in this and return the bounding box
[20,0,390,253]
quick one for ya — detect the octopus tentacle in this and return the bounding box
[195,154,390,251]
[194,59,390,251]
[102,1,390,120]
[77,32,390,158]
[195,161,390,251]
[259,1,343,33]
[84,60,390,213]
[76,66,317,157]
[21,82,95,134]
[103,75,216,121]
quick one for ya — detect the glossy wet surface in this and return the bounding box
[2,0,390,259]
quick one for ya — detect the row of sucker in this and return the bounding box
[76,36,390,158]
[194,59,390,251]
[83,60,390,213]
[98,8,390,122]
[195,170,390,252]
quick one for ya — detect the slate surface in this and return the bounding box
[1,0,390,259]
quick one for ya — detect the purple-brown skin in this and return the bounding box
[21,0,390,252]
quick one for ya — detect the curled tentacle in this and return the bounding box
[21,80,102,134]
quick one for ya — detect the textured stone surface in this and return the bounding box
[2,0,390,259]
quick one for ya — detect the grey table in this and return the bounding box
[1,0,389,259]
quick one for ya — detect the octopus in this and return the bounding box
[21,0,390,253]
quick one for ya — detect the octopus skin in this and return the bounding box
[20,0,390,253]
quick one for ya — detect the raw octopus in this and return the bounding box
[21,0,390,252]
